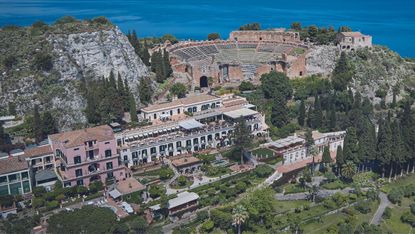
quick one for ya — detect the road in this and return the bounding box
[370,192,390,225]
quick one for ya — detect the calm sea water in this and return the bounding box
[0,0,414,57]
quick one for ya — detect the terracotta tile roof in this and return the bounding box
[142,94,220,112]
[49,125,114,148]
[24,145,53,158]
[0,156,28,175]
[116,177,146,195]
[340,32,366,37]
[171,156,201,168]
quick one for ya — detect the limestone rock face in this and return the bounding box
[306,45,338,76]
[0,26,148,129]
[48,26,148,91]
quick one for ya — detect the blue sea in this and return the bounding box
[0,0,414,57]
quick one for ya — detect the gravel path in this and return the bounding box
[370,192,390,225]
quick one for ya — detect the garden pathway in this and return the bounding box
[275,187,354,201]
[370,192,390,225]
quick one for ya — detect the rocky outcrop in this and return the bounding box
[48,26,148,92]
[306,45,415,104]
[306,45,338,76]
[0,25,148,129]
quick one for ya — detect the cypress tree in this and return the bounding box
[8,102,16,116]
[271,92,289,128]
[376,118,392,178]
[129,95,138,123]
[139,78,152,105]
[141,47,151,66]
[322,146,332,165]
[0,124,5,146]
[306,106,313,128]
[357,119,376,171]
[311,95,323,129]
[163,49,172,77]
[33,105,43,143]
[108,71,117,90]
[328,108,336,131]
[332,52,353,91]
[391,120,406,178]
[343,127,359,164]
[42,111,58,136]
[336,145,344,176]
[298,100,305,127]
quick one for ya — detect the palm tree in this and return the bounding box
[308,185,319,202]
[341,161,357,180]
[232,205,249,234]
[308,145,318,175]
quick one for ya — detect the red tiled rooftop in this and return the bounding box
[24,145,53,158]
[49,125,114,148]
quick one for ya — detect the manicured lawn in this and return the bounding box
[273,200,312,214]
[321,180,348,190]
[380,197,413,233]
[381,173,415,193]
[302,200,379,233]
[283,183,307,194]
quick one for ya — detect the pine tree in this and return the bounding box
[298,100,305,126]
[42,111,58,136]
[129,95,138,123]
[343,127,359,164]
[376,118,392,178]
[33,105,43,143]
[271,93,288,128]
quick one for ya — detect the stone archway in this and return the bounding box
[200,76,208,88]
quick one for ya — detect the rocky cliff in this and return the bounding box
[0,21,148,129]
[306,45,415,104]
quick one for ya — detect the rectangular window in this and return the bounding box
[75,169,83,177]
[0,185,8,196]
[105,142,110,145]
[21,172,29,180]
[76,180,84,186]
[22,181,31,193]
[74,148,79,151]
[106,162,113,170]
[177,109,181,114]
[64,182,72,187]
[105,149,112,157]
[9,182,22,195]
[151,147,156,154]
[107,172,114,179]
[0,176,7,184]
[74,156,82,164]
[8,174,18,182]
[88,150,94,159]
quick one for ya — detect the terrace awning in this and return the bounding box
[179,119,204,130]
[108,189,122,199]
[223,108,258,119]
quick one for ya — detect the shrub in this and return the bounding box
[383,207,392,219]
[32,197,45,208]
[207,33,220,41]
[239,81,256,91]
[201,220,214,232]
[2,55,17,69]
[33,186,47,198]
[34,52,53,71]
[46,200,59,210]
[388,188,404,204]
[149,184,165,199]
[196,210,209,222]
[410,203,415,215]
[254,165,274,178]
[355,202,371,214]
[401,211,415,227]
[54,16,78,25]
[92,16,111,25]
